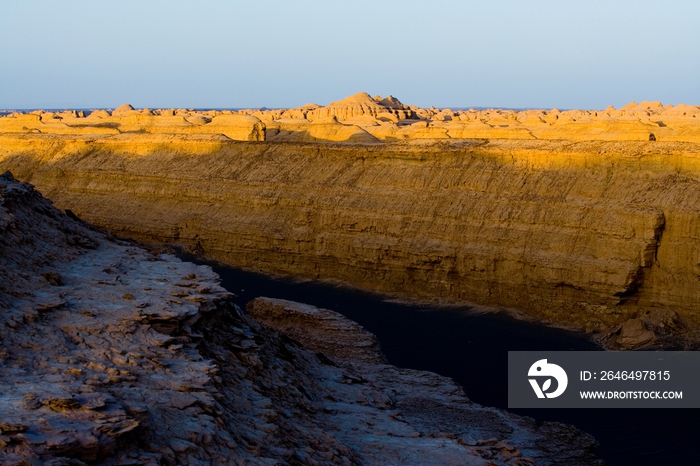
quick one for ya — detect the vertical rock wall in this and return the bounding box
[2,135,700,331]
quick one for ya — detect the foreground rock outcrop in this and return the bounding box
[0,173,602,464]
[246,298,602,465]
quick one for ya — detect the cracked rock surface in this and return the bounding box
[248,298,603,466]
[0,172,602,464]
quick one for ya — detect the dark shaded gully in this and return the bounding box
[180,254,697,466]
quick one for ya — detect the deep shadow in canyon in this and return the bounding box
[180,254,698,466]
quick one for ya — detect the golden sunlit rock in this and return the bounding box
[1,93,700,345]
[3,93,697,143]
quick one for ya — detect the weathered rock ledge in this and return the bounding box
[247,298,602,465]
[0,173,602,464]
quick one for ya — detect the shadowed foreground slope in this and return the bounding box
[0,172,601,465]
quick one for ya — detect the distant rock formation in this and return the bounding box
[0,172,602,464]
[111,103,135,115]
[306,92,415,122]
[1,93,699,143]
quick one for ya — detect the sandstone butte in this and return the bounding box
[0,172,604,464]
[2,93,700,350]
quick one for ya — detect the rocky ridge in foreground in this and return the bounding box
[246,298,603,465]
[0,172,601,464]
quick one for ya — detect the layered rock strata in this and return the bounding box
[3,135,700,340]
[0,173,602,464]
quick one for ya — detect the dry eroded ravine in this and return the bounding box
[2,134,700,345]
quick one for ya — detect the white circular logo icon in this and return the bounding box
[528,359,568,399]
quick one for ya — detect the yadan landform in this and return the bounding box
[2,92,700,464]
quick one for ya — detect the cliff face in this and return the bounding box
[3,135,700,335]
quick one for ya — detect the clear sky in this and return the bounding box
[1,1,698,110]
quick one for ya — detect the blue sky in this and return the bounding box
[1,1,698,109]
